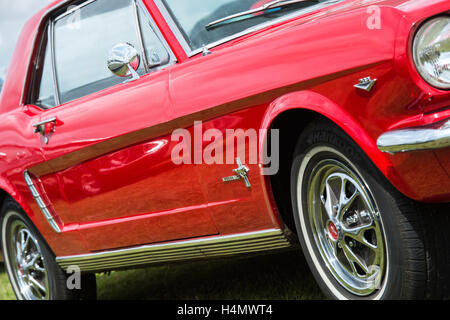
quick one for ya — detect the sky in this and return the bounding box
[0,0,54,79]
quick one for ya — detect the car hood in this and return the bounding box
[322,0,449,20]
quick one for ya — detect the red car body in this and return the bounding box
[0,0,449,264]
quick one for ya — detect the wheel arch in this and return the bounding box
[259,90,393,233]
[0,176,35,222]
[0,176,36,252]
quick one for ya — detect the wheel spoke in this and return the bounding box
[15,240,23,263]
[322,182,335,220]
[347,227,377,249]
[341,241,370,275]
[28,275,47,297]
[343,222,378,251]
[346,223,384,269]
[342,250,359,275]
[338,188,359,220]
[326,231,339,257]
[20,231,30,253]
[321,178,341,220]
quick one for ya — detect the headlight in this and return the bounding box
[413,16,450,90]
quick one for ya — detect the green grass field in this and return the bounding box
[0,250,325,300]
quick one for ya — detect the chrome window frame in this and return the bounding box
[30,0,176,109]
[30,22,59,109]
[22,0,75,107]
[153,0,342,57]
[134,0,151,73]
[153,0,192,56]
[135,0,177,72]
[48,20,61,106]
[53,0,96,22]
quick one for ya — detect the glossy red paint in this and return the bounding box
[0,0,448,257]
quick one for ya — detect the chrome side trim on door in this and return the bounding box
[23,171,61,233]
[56,229,292,272]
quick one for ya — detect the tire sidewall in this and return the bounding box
[1,208,58,300]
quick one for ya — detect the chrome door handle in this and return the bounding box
[33,117,57,144]
[33,117,57,134]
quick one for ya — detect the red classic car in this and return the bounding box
[0,0,449,300]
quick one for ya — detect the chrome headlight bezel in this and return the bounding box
[412,16,450,90]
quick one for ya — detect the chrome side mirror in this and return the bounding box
[107,42,141,81]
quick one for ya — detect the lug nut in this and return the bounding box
[346,214,359,225]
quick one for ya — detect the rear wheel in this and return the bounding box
[1,198,97,300]
[291,120,450,299]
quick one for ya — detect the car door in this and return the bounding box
[27,0,218,252]
[154,0,281,235]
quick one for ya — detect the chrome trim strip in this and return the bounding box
[377,119,450,154]
[21,0,74,105]
[153,0,192,56]
[23,171,61,233]
[49,20,61,106]
[56,229,292,272]
[54,0,96,22]
[135,0,177,70]
[134,0,150,73]
[153,0,342,57]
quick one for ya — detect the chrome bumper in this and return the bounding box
[377,119,450,154]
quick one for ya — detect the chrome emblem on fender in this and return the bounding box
[355,77,377,92]
[223,158,251,188]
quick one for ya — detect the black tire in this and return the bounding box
[0,198,97,300]
[290,119,450,300]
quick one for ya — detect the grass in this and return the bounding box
[0,265,15,300]
[0,250,325,300]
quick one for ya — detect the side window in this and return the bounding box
[136,3,170,69]
[31,0,175,108]
[54,0,145,104]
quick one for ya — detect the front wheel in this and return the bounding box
[291,120,450,300]
[1,198,97,300]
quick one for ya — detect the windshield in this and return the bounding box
[159,0,332,52]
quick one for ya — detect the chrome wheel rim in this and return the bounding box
[306,159,386,296]
[7,220,49,300]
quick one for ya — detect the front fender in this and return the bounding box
[261,90,390,171]
[259,90,444,202]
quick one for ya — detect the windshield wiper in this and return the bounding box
[205,0,314,30]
